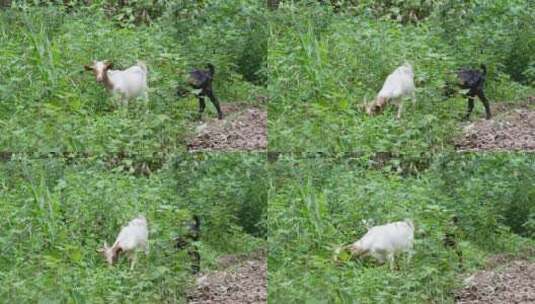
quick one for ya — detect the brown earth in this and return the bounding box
[187,103,267,152]
[188,251,267,304]
[455,97,535,152]
[456,255,535,304]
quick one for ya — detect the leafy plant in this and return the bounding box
[0,153,266,302]
[268,153,535,303]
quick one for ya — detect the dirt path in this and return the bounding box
[456,255,535,304]
[187,103,267,152]
[455,97,535,151]
[188,251,267,304]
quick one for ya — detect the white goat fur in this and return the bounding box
[86,60,148,105]
[366,63,416,118]
[99,215,149,270]
[350,219,414,269]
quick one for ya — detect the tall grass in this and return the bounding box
[0,153,266,302]
[0,0,266,153]
[268,153,535,303]
[268,1,535,152]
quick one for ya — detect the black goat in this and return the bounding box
[186,64,223,120]
[457,64,491,120]
[175,215,201,274]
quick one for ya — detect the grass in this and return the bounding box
[268,152,535,303]
[268,1,535,152]
[0,152,267,303]
[0,2,266,153]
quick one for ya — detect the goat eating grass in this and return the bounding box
[98,215,149,270]
[335,219,415,270]
[366,63,416,119]
[84,60,149,107]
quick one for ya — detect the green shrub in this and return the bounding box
[0,153,266,302]
[268,153,535,303]
[268,1,535,152]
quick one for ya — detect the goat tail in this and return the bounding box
[480,64,487,76]
[137,60,148,75]
[206,63,215,77]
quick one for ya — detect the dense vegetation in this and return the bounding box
[0,153,266,303]
[2,1,534,303]
[0,0,266,152]
[268,153,535,303]
[268,0,534,152]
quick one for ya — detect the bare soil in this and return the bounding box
[187,103,267,152]
[456,258,535,304]
[455,97,535,151]
[188,251,267,304]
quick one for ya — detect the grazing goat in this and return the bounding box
[186,63,223,120]
[457,64,491,120]
[346,219,415,270]
[98,215,149,270]
[84,60,148,106]
[175,215,201,274]
[366,63,416,119]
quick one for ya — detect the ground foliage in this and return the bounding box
[0,152,266,303]
[268,153,535,303]
[0,0,266,153]
[268,0,534,153]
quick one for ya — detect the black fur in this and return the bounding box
[175,215,201,274]
[186,64,223,120]
[457,64,491,120]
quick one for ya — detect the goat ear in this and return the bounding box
[84,64,93,71]
[105,61,113,69]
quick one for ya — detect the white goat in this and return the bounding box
[98,215,149,270]
[366,63,416,119]
[344,219,415,270]
[84,60,149,106]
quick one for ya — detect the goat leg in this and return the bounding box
[478,91,491,119]
[198,96,206,120]
[457,248,464,270]
[207,90,223,120]
[396,100,404,119]
[387,253,396,271]
[463,96,475,120]
[188,246,201,274]
[128,252,137,270]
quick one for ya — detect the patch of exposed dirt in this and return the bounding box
[455,98,535,152]
[187,103,267,152]
[456,259,535,304]
[188,251,267,304]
